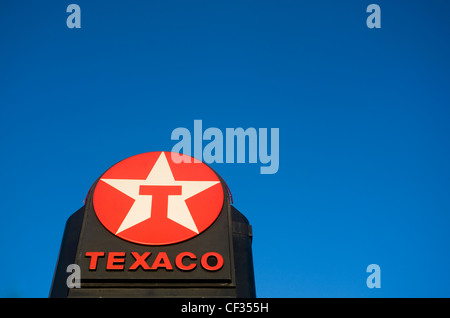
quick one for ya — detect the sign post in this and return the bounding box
[50,151,255,297]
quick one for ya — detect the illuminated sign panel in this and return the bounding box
[50,151,255,298]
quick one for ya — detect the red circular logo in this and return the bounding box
[93,152,224,245]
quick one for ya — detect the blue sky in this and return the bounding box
[1,0,450,297]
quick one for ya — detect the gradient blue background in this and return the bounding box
[1,0,449,297]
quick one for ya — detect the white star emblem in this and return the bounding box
[100,152,220,235]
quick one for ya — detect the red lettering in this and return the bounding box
[175,252,197,271]
[129,252,151,270]
[106,252,126,270]
[84,251,224,271]
[201,252,224,271]
[85,252,105,270]
[150,252,173,270]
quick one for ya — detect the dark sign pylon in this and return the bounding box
[50,152,256,297]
